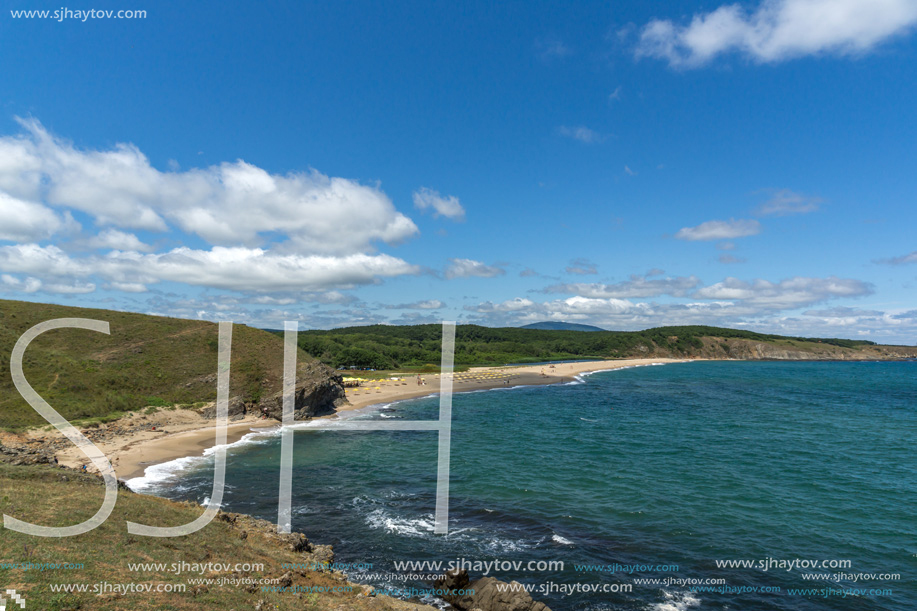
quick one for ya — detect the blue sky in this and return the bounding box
[1,0,916,342]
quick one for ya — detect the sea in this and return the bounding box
[127,361,916,610]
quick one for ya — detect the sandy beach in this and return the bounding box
[44,358,690,482]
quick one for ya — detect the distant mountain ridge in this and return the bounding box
[520,321,605,332]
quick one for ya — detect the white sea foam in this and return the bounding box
[574,361,680,384]
[125,454,209,492]
[652,590,701,611]
[124,425,280,492]
[365,508,436,537]
[552,534,574,545]
[360,504,532,552]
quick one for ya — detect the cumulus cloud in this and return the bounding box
[565,258,598,275]
[465,293,913,342]
[0,273,95,295]
[0,118,418,254]
[469,274,874,326]
[636,0,917,68]
[694,276,873,309]
[755,189,821,216]
[385,299,446,310]
[0,192,78,242]
[0,119,425,296]
[546,273,701,298]
[675,219,761,241]
[444,258,505,279]
[84,229,154,252]
[465,297,539,313]
[558,126,605,144]
[875,250,917,265]
[0,244,420,294]
[718,254,747,264]
[1,274,41,293]
[412,187,466,221]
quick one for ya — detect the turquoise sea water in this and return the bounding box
[130,361,917,610]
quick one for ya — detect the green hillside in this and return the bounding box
[292,323,889,369]
[0,461,431,611]
[0,299,313,430]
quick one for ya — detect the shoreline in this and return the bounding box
[46,357,693,483]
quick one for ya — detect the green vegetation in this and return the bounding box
[0,299,316,430]
[291,323,879,369]
[0,462,411,610]
[0,298,901,430]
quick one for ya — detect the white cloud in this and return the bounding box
[1,118,419,255]
[547,273,701,298]
[0,273,94,295]
[86,229,154,252]
[386,299,446,310]
[463,289,913,341]
[755,189,821,216]
[0,243,420,293]
[413,187,466,221]
[694,276,873,309]
[0,120,426,296]
[675,219,761,241]
[876,250,917,265]
[466,297,538,313]
[105,281,148,293]
[1,274,41,293]
[0,192,78,242]
[624,165,636,176]
[444,258,505,279]
[558,126,605,144]
[718,254,747,264]
[637,0,917,68]
[565,258,598,275]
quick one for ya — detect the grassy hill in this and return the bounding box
[293,323,915,370]
[0,461,433,611]
[0,299,315,430]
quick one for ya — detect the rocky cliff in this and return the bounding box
[259,361,348,421]
[200,360,347,422]
[693,338,917,361]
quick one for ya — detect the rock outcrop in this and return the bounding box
[199,361,347,422]
[434,569,552,611]
[216,510,335,566]
[0,442,56,465]
[696,338,917,361]
[259,361,347,421]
